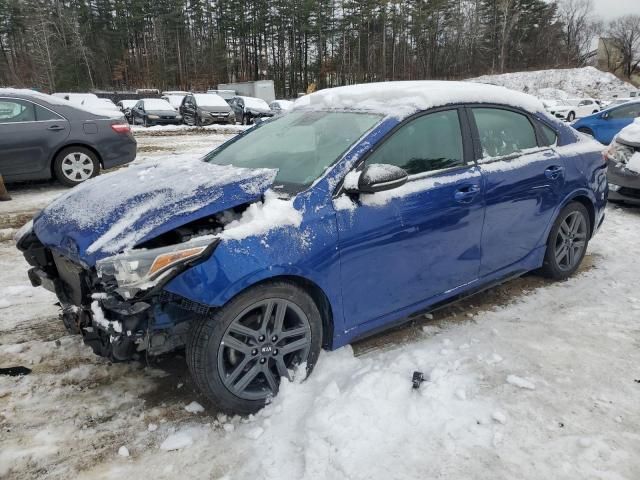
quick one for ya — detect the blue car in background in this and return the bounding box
[572,100,640,144]
[17,81,607,413]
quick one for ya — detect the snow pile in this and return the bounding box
[294,81,544,119]
[184,401,205,414]
[221,190,302,241]
[617,118,640,146]
[159,430,195,451]
[468,67,637,100]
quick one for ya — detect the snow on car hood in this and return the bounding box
[33,158,277,266]
[617,119,640,147]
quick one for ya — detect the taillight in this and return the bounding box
[111,123,131,134]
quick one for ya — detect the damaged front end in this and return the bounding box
[16,221,222,362]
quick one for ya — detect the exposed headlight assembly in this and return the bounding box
[147,114,160,119]
[96,236,218,298]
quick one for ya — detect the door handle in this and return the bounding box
[47,125,65,131]
[544,165,564,180]
[454,184,480,203]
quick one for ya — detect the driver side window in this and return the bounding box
[367,109,464,175]
[609,103,640,119]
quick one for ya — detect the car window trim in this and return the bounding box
[0,96,65,124]
[332,105,472,198]
[464,103,547,161]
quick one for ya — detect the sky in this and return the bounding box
[590,0,639,21]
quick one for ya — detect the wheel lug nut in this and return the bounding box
[260,358,266,364]
[251,349,258,356]
[258,335,265,342]
[273,349,278,356]
[271,335,278,342]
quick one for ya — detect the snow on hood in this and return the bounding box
[617,118,640,146]
[293,81,544,119]
[33,159,278,265]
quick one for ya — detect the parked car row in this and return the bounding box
[116,92,294,127]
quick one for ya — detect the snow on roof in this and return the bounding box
[0,88,122,119]
[293,81,544,119]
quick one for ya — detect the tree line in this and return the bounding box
[0,0,636,98]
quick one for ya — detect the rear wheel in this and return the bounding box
[53,147,99,187]
[539,202,590,280]
[187,281,323,414]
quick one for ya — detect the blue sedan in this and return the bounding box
[572,100,640,144]
[17,81,608,413]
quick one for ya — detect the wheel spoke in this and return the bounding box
[555,244,568,264]
[275,357,291,380]
[273,301,287,335]
[566,243,573,266]
[279,326,308,340]
[559,221,570,238]
[260,300,276,333]
[228,322,260,341]
[263,365,279,393]
[226,356,253,384]
[232,363,261,393]
[280,337,311,356]
[221,334,251,354]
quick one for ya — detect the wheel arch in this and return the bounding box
[222,274,335,350]
[50,143,104,177]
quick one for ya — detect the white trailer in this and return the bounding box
[217,80,275,103]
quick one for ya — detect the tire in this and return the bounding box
[143,116,149,127]
[187,281,323,414]
[539,202,590,280]
[567,112,576,122]
[242,114,250,125]
[195,115,201,127]
[53,146,100,187]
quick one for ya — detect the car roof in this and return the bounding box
[292,81,544,119]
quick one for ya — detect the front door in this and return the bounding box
[335,108,485,328]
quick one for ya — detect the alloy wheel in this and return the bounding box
[554,211,587,271]
[217,298,312,401]
[61,152,95,182]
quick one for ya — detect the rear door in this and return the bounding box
[0,98,70,178]
[468,105,565,276]
[335,107,485,328]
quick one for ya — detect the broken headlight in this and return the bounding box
[605,142,634,165]
[96,236,218,298]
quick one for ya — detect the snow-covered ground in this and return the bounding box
[468,66,638,101]
[2,191,640,479]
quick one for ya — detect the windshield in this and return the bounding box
[194,94,228,108]
[143,99,174,111]
[204,111,383,192]
[164,95,184,108]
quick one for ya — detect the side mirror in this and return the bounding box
[347,164,408,194]
[601,112,609,120]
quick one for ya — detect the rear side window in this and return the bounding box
[367,109,464,175]
[0,99,35,123]
[35,105,62,121]
[609,103,640,120]
[472,108,537,158]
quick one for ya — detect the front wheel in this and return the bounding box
[187,281,323,414]
[539,202,590,280]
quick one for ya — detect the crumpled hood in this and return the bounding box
[33,158,277,266]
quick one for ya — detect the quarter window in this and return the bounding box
[35,104,62,121]
[538,122,557,146]
[0,99,35,123]
[472,108,537,158]
[367,109,464,175]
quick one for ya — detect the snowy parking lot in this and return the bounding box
[1,128,639,480]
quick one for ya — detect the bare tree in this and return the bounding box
[558,0,601,66]
[608,14,640,79]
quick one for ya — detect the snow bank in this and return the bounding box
[294,81,544,119]
[468,67,637,100]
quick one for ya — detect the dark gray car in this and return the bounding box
[606,130,640,204]
[0,90,136,187]
[179,93,235,126]
[130,98,182,127]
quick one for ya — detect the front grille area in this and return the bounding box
[158,290,212,316]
